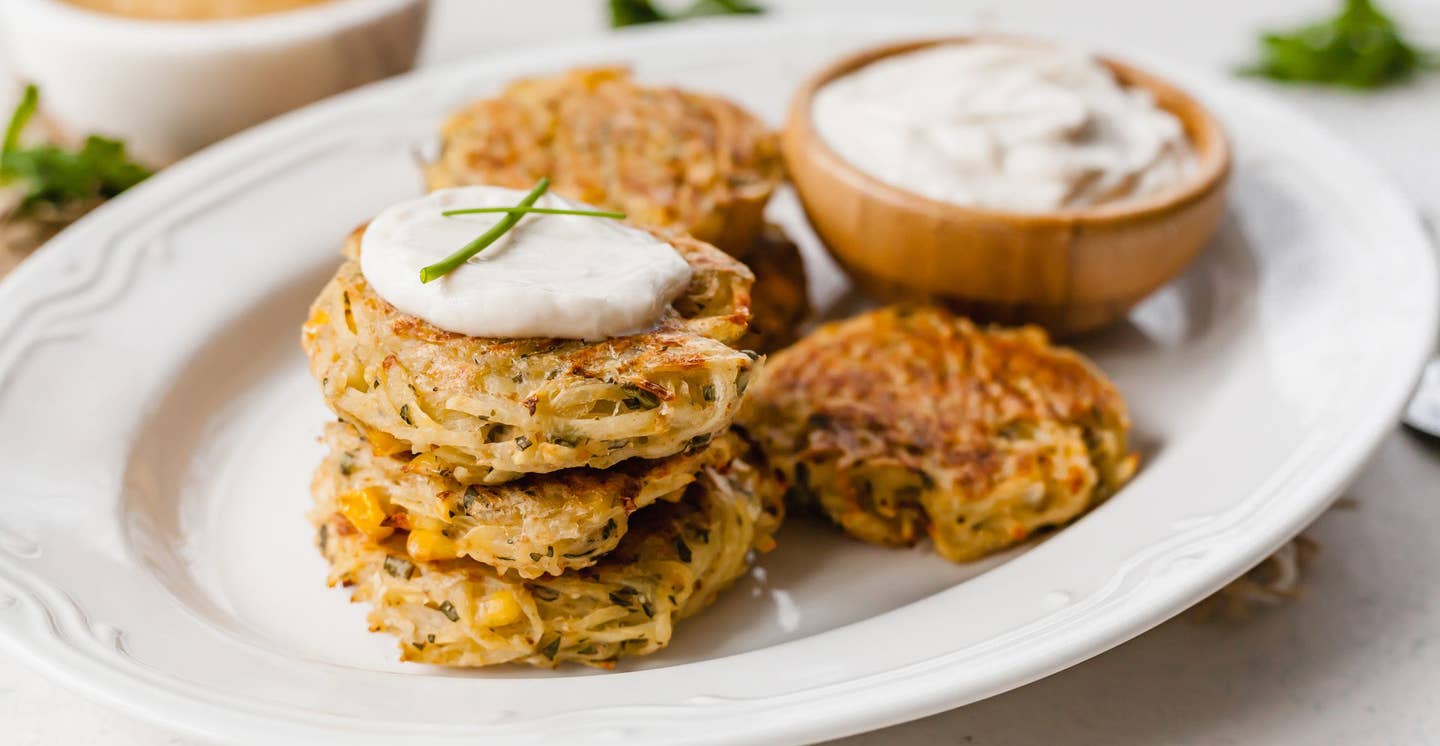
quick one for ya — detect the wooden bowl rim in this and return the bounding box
[785,35,1232,227]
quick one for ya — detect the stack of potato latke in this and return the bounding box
[302,227,784,669]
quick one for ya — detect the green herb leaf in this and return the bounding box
[2,84,37,157]
[608,0,667,27]
[437,600,460,622]
[608,0,763,28]
[419,177,549,283]
[1,84,151,214]
[1241,0,1436,88]
[683,0,764,19]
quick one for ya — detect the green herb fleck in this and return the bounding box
[601,518,616,541]
[515,435,533,451]
[383,555,415,580]
[621,386,661,411]
[338,451,356,476]
[541,636,561,660]
[459,485,479,514]
[398,404,413,425]
[674,537,692,563]
[1242,0,1436,88]
[437,600,460,622]
[701,383,716,402]
[531,586,560,602]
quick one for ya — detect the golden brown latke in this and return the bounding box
[737,306,1137,562]
[318,421,740,579]
[303,227,760,484]
[312,433,785,668]
[736,224,811,354]
[425,67,784,256]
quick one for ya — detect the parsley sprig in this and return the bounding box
[1242,0,1436,89]
[609,0,763,28]
[0,84,150,215]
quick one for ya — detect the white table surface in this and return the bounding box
[3,1,1439,744]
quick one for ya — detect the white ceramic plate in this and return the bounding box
[0,17,1434,746]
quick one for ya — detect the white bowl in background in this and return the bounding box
[0,0,429,164]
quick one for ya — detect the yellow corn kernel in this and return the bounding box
[338,486,392,540]
[302,309,329,340]
[406,529,457,562]
[402,452,445,477]
[479,590,523,628]
[364,427,409,457]
[304,309,329,326]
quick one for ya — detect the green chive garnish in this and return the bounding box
[419,177,551,283]
[440,206,626,219]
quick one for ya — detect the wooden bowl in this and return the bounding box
[783,37,1231,335]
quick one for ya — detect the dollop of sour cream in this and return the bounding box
[813,41,1198,212]
[360,186,694,340]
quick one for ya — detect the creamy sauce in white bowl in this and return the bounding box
[360,186,694,340]
[812,40,1198,212]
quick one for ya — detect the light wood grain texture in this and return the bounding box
[783,36,1231,335]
